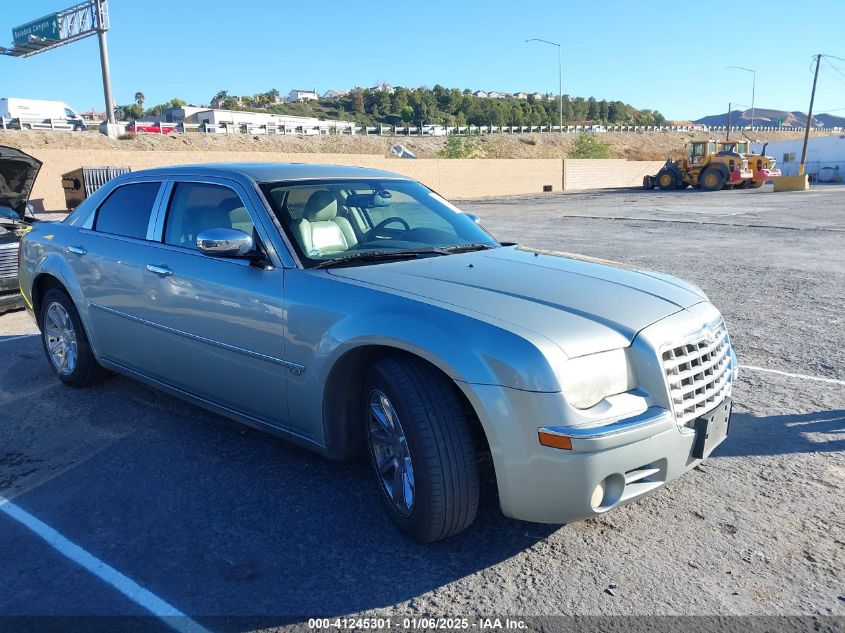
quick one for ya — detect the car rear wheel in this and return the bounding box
[363,356,480,542]
[39,289,108,388]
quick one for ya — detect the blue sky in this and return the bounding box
[1,0,844,121]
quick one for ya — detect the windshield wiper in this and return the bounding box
[312,249,442,269]
[440,243,498,253]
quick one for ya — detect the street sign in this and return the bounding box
[12,13,60,45]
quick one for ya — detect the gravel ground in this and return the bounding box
[0,184,843,627]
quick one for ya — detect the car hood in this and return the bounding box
[0,146,42,217]
[327,245,707,358]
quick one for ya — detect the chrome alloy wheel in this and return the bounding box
[44,302,77,375]
[367,389,415,516]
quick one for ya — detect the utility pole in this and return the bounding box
[525,38,563,132]
[726,66,756,129]
[799,54,822,176]
[726,103,731,142]
[95,0,115,123]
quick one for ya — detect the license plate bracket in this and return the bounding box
[692,398,732,459]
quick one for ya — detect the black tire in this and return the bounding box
[700,168,725,191]
[363,356,480,542]
[39,288,108,388]
[747,180,764,189]
[656,169,677,191]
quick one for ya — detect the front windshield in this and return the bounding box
[261,179,499,267]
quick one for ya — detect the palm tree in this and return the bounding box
[134,92,145,108]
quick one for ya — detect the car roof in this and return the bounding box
[128,162,411,183]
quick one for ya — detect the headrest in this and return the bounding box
[304,190,337,222]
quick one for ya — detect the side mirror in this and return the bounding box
[196,228,253,257]
[465,213,482,225]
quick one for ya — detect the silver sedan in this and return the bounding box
[19,163,737,542]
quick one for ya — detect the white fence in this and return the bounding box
[2,116,842,136]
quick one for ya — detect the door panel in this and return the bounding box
[141,180,289,427]
[68,181,163,370]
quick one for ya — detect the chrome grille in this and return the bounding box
[0,245,18,279]
[661,319,733,427]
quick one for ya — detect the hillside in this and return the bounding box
[0,128,821,161]
[695,108,845,128]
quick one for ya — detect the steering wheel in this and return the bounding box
[369,216,410,238]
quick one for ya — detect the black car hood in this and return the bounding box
[0,146,42,217]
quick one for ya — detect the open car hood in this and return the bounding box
[0,146,42,218]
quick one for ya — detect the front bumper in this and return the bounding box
[458,303,736,525]
[466,383,711,524]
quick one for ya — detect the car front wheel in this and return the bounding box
[39,288,107,387]
[363,356,480,542]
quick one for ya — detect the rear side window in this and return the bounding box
[94,183,160,240]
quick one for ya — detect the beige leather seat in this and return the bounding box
[295,190,358,256]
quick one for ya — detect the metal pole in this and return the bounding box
[525,38,562,132]
[95,0,115,123]
[727,103,731,142]
[726,66,755,130]
[799,54,821,176]
[750,70,756,130]
[558,44,562,132]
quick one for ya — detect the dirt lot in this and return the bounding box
[0,185,843,630]
[0,127,821,160]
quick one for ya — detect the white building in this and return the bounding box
[488,91,506,99]
[288,89,319,102]
[179,108,354,134]
[322,89,348,99]
[371,82,395,94]
[472,90,488,98]
[752,135,845,181]
[513,92,528,100]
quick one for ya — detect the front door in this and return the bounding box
[141,179,289,427]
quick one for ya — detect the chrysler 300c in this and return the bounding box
[19,163,737,542]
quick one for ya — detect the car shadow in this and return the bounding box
[715,409,845,457]
[1,371,558,627]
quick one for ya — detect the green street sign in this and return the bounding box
[13,13,60,45]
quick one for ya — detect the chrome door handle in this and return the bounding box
[146,264,173,276]
[67,245,87,255]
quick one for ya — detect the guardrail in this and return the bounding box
[3,116,843,136]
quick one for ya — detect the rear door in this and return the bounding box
[140,177,289,427]
[69,179,165,370]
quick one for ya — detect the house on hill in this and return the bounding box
[288,89,319,102]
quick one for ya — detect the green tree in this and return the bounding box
[134,92,145,108]
[587,97,599,121]
[352,89,365,114]
[568,133,611,158]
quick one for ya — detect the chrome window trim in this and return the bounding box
[90,302,305,375]
[79,227,150,247]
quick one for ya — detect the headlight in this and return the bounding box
[561,349,637,409]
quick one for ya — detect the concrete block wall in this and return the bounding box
[563,159,665,191]
[22,148,667,211]
[22,149,563,211]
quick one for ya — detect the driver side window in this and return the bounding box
[163,182,254,250]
